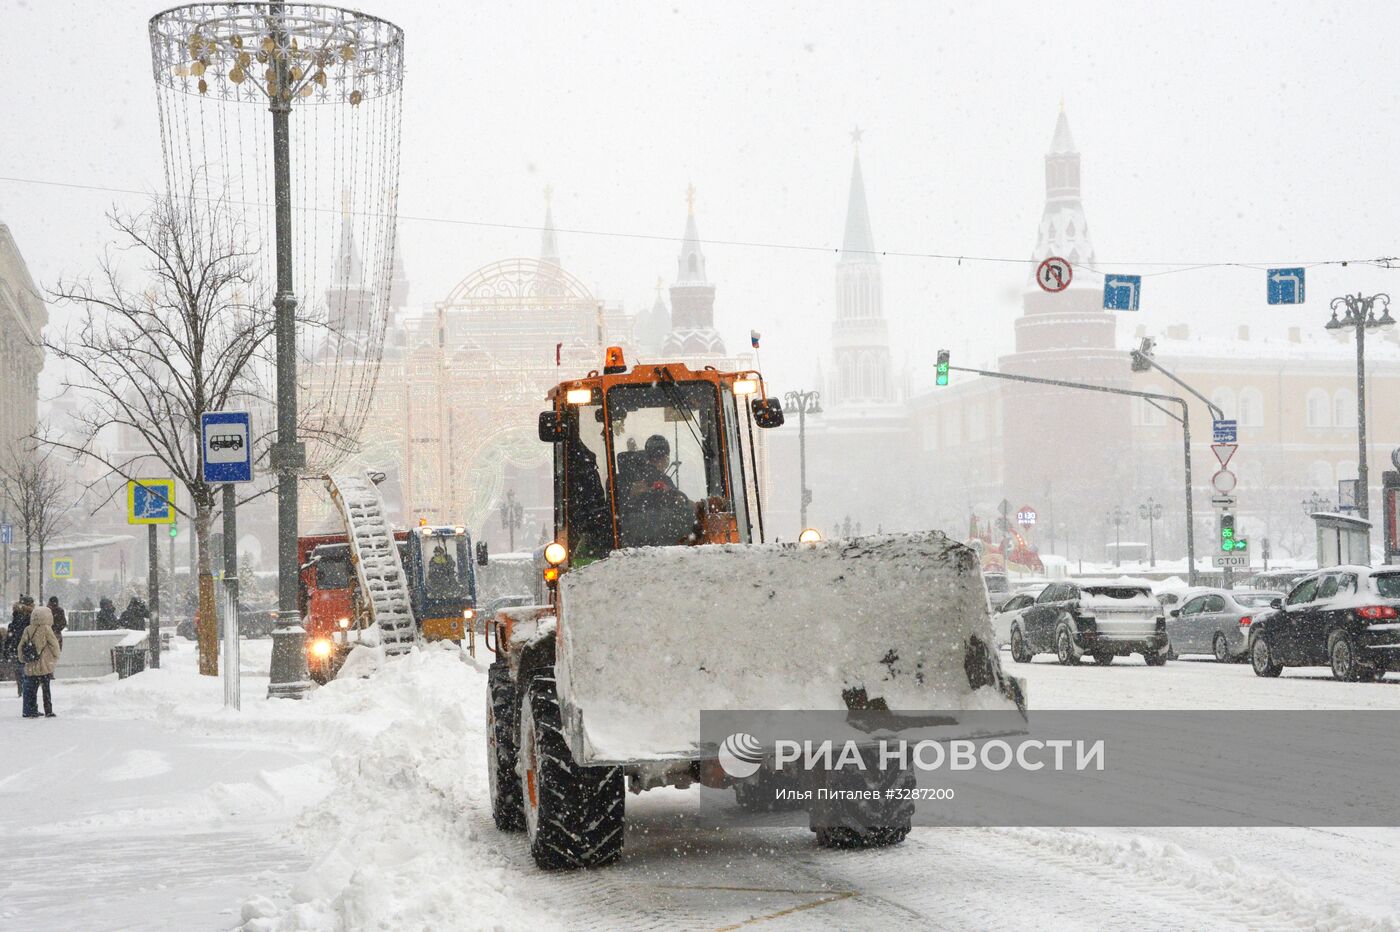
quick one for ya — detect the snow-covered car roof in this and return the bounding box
[1070,577,1155,590]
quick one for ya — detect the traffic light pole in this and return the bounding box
[946,365,1199,585]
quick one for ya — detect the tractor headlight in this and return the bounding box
[544,542,568,566]
[463,608,475,620]
[310,639,333,658]
[798,528,823,543]
[566,388,592,404]
[733,377,758,396]
[337,617,350,629]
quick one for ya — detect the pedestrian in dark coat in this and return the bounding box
[19,605,60,718]
[47,596,67,647]
[95,597,119,631]
[8,598,32,698]
[118,598,150,631]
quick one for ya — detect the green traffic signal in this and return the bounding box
[936,350,950,387]
[169,524,179,539]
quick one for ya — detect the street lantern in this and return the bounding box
[782,390,822,529]
[1325,292,1394,523]
[1105,506,1128,567]
[1138,497,1163,567]
[1302,491,1332,516]
[499,489,524,553]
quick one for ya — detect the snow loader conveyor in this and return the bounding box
[485,348,1026,870]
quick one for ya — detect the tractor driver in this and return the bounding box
[621,434,696,547]
[426,542,458,596]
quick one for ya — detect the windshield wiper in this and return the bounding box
[656,368,709,459]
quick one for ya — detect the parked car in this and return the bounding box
[990,585,1048,648]
[1239,570,1309,592]
[479,593,534,635]
[1009,579,1169,665]
[1248,565,1400,681]
[983,572,1010,611]
[1166,588,1282,662]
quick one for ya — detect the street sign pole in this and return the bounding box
[946,364,1201,585]
[222,483,240,710]
[148,524,160,670]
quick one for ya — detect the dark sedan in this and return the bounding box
[1248,565,1400,681]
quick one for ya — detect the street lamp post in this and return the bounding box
[1139,497,1163,567]
[1326,293,1395,523]
[499,489,524,553]
[783,390,822,530]
[1302,491,1332,516]
[1106,506,1127,567]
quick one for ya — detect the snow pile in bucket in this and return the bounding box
[556,532,1019,762]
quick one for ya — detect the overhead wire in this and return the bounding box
[2,171,1395,275]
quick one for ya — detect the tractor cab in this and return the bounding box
[403,524,481,642]
[538,348,784,567]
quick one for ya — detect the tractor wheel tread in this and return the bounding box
[524,672,625,869]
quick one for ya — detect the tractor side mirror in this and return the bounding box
[752,397,785,428]
[476,541,489,567]
[538,410,562,443]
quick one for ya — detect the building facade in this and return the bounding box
[908,109,1400,564]
[0,222,46,465]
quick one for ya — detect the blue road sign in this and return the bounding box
[1267,267,1305,305]
[201,411,253,484]
[1103,274,1141,311]
[128,479,175,524]
[0,524,10,545]
[1213,419,1238,443]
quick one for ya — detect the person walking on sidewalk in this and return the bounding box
[18,604,60,718]
[8,597,33,698]
[47,596,67,647]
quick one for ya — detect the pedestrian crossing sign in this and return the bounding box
[51,558,73,579]
[127,479,176,525]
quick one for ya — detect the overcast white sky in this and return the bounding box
[4,0,1399,396]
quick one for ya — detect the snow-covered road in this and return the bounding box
[3,641,1400,931]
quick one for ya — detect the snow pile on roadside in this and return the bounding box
[237,647,560,932]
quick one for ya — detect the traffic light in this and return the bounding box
[169,523,179,539]
[936,350,950,387]
[1220,514,1248,552]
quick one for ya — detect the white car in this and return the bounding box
[990,585,1048,648]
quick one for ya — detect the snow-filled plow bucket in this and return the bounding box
[553,532,1026,765]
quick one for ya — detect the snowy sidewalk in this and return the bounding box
[0,641,328,931]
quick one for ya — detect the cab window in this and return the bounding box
[1286,577,1319,606]
[606,380,726,548]
[561,401,613,562]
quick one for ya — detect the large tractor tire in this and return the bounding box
[520,671,625,869]
[809,749,915,849]
[487,662,524,832]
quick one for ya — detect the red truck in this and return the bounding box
[298,530,410,683]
